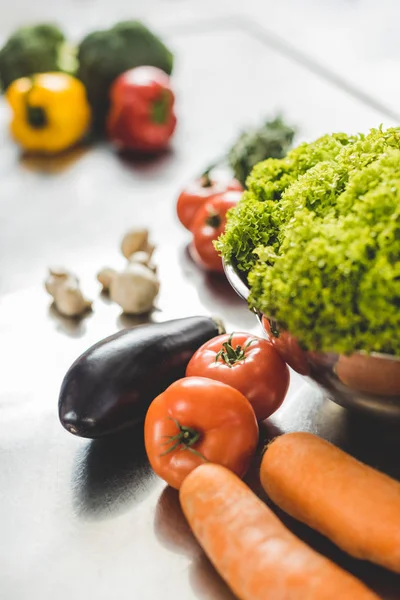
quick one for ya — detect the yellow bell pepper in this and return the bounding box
[6,72,91,154]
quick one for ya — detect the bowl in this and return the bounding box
[223,260,400,419]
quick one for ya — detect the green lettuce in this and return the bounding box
[218,127,400,355]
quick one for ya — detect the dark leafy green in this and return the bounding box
[228,116,296,186]
[0,23,76,91]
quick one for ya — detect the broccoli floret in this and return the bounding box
[77,20,174,129]
[0,24,75,90]
[228,116,296,186]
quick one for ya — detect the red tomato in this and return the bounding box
[107,66,176,153]
[190,190,242,273]
[262,316,310,376]
[177,175,242,231]
[144,376,258,489]
[186,333,290,421]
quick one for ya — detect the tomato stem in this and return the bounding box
[215,333,256,368]
[269,319,280,338]
[160,418,207,460]
[200,163,217,187]
[200,171,213,188]
[205,210,221,228]
[200,154,227,187]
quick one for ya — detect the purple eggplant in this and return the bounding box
[59,316,224,438]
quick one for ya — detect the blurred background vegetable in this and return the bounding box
[45,267,92,317]
[228,115,296,186]
[107,66,176,153]
[6,72,91,154]
[78,20,174,130]
[176,171,242,231]
[0,23,77,91]
[190,189,242,273]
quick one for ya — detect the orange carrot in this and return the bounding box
[261,432,400,574]
[180,463,378,600]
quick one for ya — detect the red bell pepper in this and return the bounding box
[107,66,177,153]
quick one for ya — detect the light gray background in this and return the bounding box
[1,2,400,599]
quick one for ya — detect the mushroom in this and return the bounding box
[121,228,149,259]
[45,267,92,317]
[97,267,118,292]
[109,262,160,315]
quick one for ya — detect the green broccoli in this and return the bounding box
[0,24,76,91]
[228,116,296,186]
[77,20,174,130]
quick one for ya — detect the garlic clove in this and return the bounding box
[45,267,78,296]
[110,263,160,315]
[49,266,76,279]
[127,251,157,273]
[127,251,152,265]
[53,285,92,317]
[45,266,91,317]
[121,228,149,259]
[97,267,118,292]
[144,243,155,258]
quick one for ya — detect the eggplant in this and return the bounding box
[59,316,224,438]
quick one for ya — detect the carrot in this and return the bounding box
[180,463,378,600]
[261,432,400,574]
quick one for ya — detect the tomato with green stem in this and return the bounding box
[190,190,242,272]
[176,170,242,231]
[144,376,258,489]
[186,333,290,421]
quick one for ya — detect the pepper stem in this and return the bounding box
[160,418,207,461]
[151,90,170,125]
[215,333,256,368]
[25,77,48,129]
[26,105,47,129]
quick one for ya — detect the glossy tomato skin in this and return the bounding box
[191,190,242,273]
[186,333,290,421]
[177,177,243,231]
[144,376,258,489]
[262,317,310,376]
